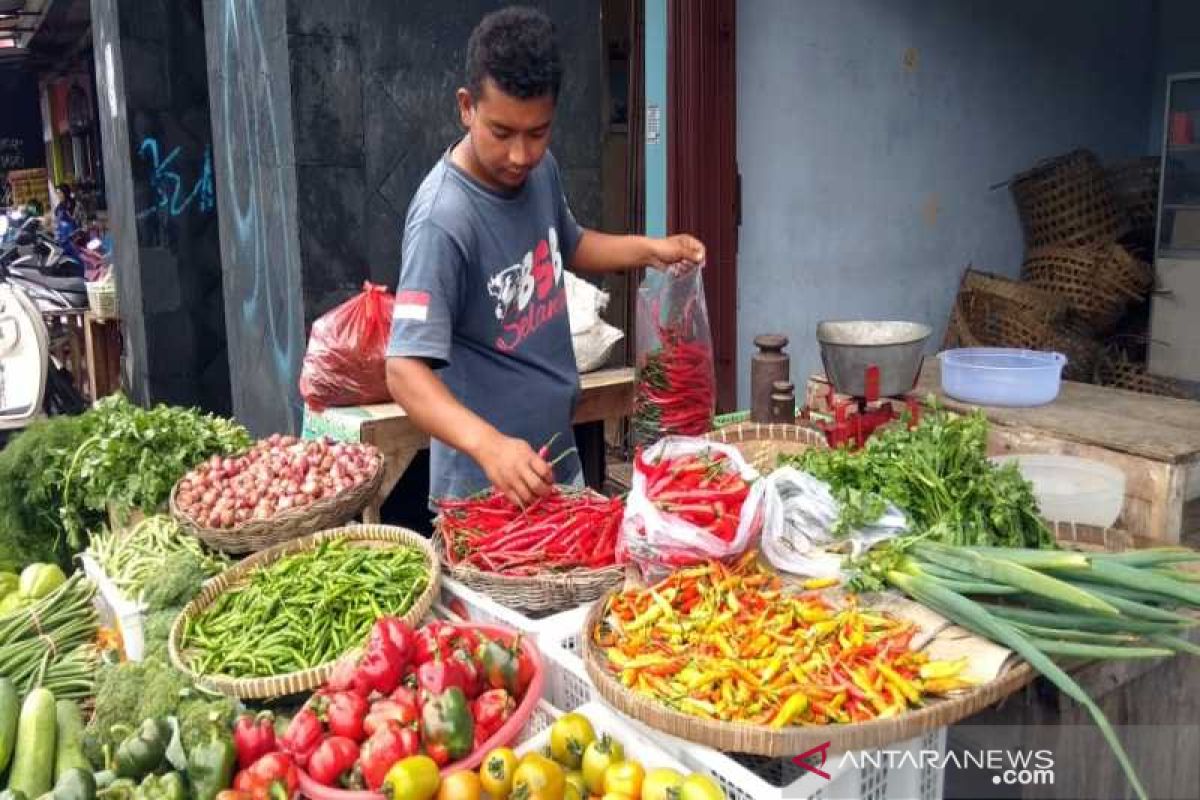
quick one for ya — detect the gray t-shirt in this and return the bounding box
[386,145,584,500]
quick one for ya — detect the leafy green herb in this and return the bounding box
[783,407,1054,551]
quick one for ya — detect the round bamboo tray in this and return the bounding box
[169,450,385,554]
[582,591,1034,757]
[704,422,828,471]
[168,524,440,699]
[434,487,625,612]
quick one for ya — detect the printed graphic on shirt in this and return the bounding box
[393,290,431,322]
[486,226,567,352]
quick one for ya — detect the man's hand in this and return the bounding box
[647,234,706,271]
[474,431,554,506]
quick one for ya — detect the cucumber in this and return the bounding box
[0,677,18,773]
[52,701,89,780]
[7,688,56,798]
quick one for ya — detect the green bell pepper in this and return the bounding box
[186,714,236,800]
[112,719,171,780]
[419,687,474,761]
[18,564,65,599]
[94,779,136,800]
[476,636,522,696]
[131,773,185,800]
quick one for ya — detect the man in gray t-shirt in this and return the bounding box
[386,6,704,507]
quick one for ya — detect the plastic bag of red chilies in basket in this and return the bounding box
[619,436,761,581]
[632,265,716,444]
[299,282,395,412]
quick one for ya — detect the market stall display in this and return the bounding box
[171,436,384,554]
[436,486,625,612]
[169,526,438,699]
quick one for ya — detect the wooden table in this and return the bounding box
[302,367,636,523]
[914,360,1200,542]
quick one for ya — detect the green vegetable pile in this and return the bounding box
[0,397,249,573]
[0,574,98,700]
[884,544,1200,800]
[86,517,228,608]
[179,538,430,678]
[785,408,1053,549]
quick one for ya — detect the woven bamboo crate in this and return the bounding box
[1010,149,1127,249]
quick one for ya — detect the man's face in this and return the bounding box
[458,78,555,190]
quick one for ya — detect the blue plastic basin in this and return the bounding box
[939,348,1067,407]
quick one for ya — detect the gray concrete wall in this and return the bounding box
[204,0,603,434]
[202,0,307,436]
[91,0,231,414]
[736,0,1156,405]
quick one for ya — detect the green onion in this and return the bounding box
[982,603,1190,634]
[1007,622,1140,646]
[1026,639,1173,660]
[961,546,1091,569]
[1054,559,1200,606]
[889,570,1148,800]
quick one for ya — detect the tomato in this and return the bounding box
[642,767,686,800]
[437,770,482,800]
[563,770,587,798]
[548,713,596,770]
[479,747,518,798]
[680,773,726,800]
[381,755,441,800]
[581,734,625,795]
[511,753,565,800]
[603,761,645,798]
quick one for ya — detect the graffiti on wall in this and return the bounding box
[136,137,215,218]
[0,138,25,169]
[213,0,305,433]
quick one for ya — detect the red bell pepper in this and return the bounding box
[413,621,457,665]
[416,656,469,697]
[449,646,483,699]
[233,752,299,800]
[363,699,418,738]
[370,618,415,671]
[471,688,515,748]
[389,685,420,713]
[278,707,323,767]
[322,691,370,742]
[233,711,278,770]
[306,736,360,787]
[357,723,421,790]
[476,635,535,697]
[326,654,367,697]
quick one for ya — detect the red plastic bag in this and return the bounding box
[299,282,395,411]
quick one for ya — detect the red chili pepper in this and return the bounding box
[233,711,278,770]
[306,736,360,787]
[323,690,370,742]
[279,707,323,767]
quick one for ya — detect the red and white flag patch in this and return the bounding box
[393,290,431,322]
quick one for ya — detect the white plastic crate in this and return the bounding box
[515,700,691,778]
[438,575,597,645]
[80,554,147,661]
[515,699,562,746]
[537,620,948,800]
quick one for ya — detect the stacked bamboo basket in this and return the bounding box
[944,149,1191,398]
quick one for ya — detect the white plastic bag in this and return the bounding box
[565,271,606,334]
[754,467,907,578]
[619,436,760,581]
[573,322,624,373]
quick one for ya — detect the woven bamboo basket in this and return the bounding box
[169,450,385,554]
[1095,242,1154,298]
[1106,157,1161,234]
[1096,355,1191,399]
[1022,246,1137,333]
[1009,149,1127,249]
[960,268,1069,320]
[168,524,440,699]
[433,487,625,613]
[704,422,828,471]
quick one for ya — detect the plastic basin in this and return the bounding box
[939,348,1066,407]
[296,622,545,800]
[991,454,1126,528]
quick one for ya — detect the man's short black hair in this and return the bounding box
[466,6,562,101]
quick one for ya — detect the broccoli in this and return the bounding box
[142,606,182,659]
[176,694,240,753]
[84,655,194,764]
[143,553,210,611]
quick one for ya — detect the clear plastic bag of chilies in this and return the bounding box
[632,264,716,444]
